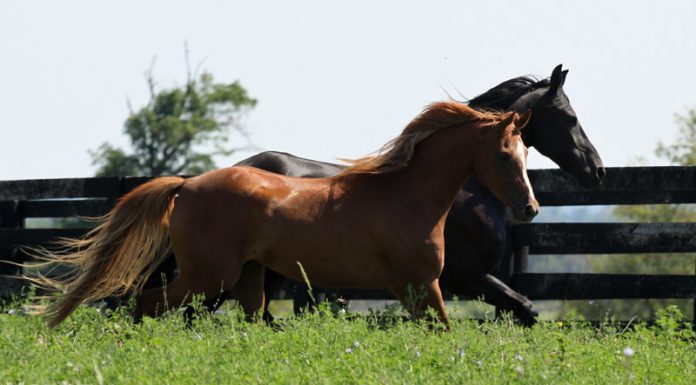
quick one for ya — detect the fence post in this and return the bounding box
[0,201,22,273]
[0,200,25,298]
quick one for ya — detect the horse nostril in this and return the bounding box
[524,204,538,219]
[596,166,606,181]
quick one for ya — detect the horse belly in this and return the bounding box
[254,224,389,289]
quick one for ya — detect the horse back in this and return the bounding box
[234,151,344,178]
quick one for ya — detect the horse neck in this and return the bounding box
[507,87,546,148]
[472,85,544,148]
[389,124,479,216]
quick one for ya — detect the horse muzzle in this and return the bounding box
[513,202,539,223]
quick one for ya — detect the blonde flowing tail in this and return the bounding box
[24,176,186,327]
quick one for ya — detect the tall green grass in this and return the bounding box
[0,302,694,385]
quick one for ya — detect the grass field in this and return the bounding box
[1,301,694,385]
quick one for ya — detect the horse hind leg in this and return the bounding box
[134,252,244,322]
[262,268,287,324]
[134,277,195,321]
[231,261,266,323]
[134,273,238,322]
[181,289,232,324]
[146,208,248,321]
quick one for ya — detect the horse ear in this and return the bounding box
[499,111,517,129]
[561,69,569,85]
[493,111,517,137]
[549,64,564,94]
[515,110,532,132]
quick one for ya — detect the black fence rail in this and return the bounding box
[1,167,695,321]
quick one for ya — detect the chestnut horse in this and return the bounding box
[31,101,537,328]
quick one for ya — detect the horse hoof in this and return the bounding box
[517,305,539,327]
[519,315,538,327]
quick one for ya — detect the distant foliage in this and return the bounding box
[610,107,696,274]
[613,107,696,226]
[655,109,696,166]
[91,69,257,177]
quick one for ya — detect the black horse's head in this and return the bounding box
[470,64,605,188]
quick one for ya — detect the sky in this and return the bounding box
[1,0,695,180]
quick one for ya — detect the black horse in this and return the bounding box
[151,64,604,325]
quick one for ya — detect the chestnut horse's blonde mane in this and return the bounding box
[340,100,518,176]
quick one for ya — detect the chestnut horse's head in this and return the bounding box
[474,110,539,223]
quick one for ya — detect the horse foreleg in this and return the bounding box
[422,280,450,330]
[231,261,266,323]
[392,280,450,330]
[470,274,538,326]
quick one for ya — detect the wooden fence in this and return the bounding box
[1,167,695,321]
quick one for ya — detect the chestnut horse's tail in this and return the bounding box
[24,176,186,327]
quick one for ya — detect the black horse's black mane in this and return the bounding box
[468,76,550,110]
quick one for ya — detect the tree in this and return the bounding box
[655,109,696,166]
[91,66,257,176]
[561,108,696,321]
